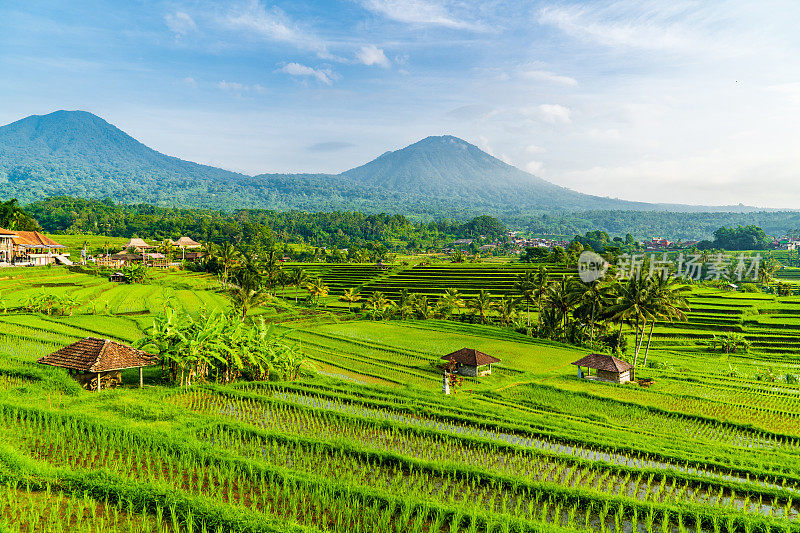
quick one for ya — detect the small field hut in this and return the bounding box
[38,337,159,391]
[441,348,500,377]
[571,353,633,383]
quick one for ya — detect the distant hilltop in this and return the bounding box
[0,110,764,218]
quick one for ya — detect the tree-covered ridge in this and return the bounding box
[25,196,507,251]
[0,110,770,221]
[526,210,800,240]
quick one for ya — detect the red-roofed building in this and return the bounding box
[571,353,633,383]
[11,231,68,266]
[38,337,159,391]
[441,348,501,377]
[0,227,18,264]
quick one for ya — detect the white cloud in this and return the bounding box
[356,45,390,67]
[224,0,336,59]
[359,0,483,30]
[217,80,266,93]
[183,77,197,86]
[529,104,572,125]
[279,63,334,85]
[525,144,546,154]
[520,69,577,87]
[218,80,244,91]
[767,82,800,106]
[525,160,544,174]
[165,11,197,37]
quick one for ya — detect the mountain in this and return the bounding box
[340,135,648,211]
[0,110,762,218]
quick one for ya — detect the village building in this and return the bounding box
[38,337,159,391]
[122,238,152,252]
[441,348,501,377]
[170,236,202,249]
[12,231,69,266]
[571,353,633,384]
[0,228,17,264]
[108,271,128,283]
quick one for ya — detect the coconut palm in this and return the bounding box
[606,276,654,370]
[366,291,389,319]
[411,294,433,319]
[396,289,413,319]
[467,289,495,324]
[439,288,464,319]
[496,296,518,326]
[568,277,610,345]
[340,288,361,311]
[544,277,575,338]
[514,271,536,326]
[306,278,329,306]
[532,266,550,331]
[218,243,240,288]
[288,267,309,303]
[641,276,690,366]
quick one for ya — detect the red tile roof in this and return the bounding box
[12,231,64,248]
[571,353,633,373]
[0,227,19,237]
[38,337,159,372]
[441,348,500,366]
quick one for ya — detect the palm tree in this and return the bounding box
[514,271,535,326]
[366,291,389,319]
[288,268,309,303]
[306,278,329,306]
[229,260,263,322]
[439,288,464,319]
[606,276,654,370]
[496,296,518,326]
[568,277,609,345]
[340,288,361,311]
[396,289,413,319]
[467,290,494,324]
[218,242,240,288]
[158,239,175,262]
[544,277,574,337]
[641,276,690,366]
[411,294,432,319]
[532,266,550,331]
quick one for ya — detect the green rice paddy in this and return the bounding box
[0,261,798,532]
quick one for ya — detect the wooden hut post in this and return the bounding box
[96,373,101,392]
[139,367,143,388]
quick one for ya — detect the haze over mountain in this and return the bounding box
[0,111,761,219]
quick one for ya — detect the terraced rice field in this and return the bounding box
[1,264,799,532]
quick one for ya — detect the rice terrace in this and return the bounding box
[3,2,800,532]
[1,217,800,533]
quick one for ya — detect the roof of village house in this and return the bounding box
[38,337,159,372]
[171,236,201,247]
[571,353,633,373]
[11,231,64,248]
[0,227,19,237]
[123,238,151,249]
[442,348,501,366]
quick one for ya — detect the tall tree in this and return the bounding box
[467,290,494,324]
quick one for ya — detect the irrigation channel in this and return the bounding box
[176,388,800,528]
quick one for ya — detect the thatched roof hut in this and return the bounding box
[571,353,633,383]
[38,337,159,390]
[170,236,202,248]
[123,238,151,250]
[442,348,501,377]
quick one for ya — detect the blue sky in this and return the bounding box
[2,0,800,207]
